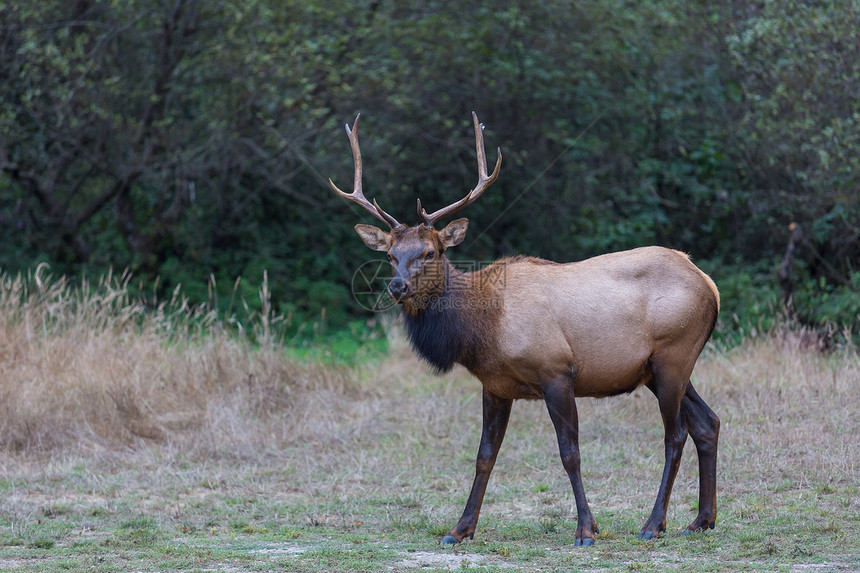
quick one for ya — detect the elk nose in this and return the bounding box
[388,278,410,300]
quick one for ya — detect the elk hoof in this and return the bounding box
[440,535,461,545]
[638,531,658,540]
[575,537,595,547]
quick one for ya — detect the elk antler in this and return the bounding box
[329,114,401,228]
[418,111,502,227]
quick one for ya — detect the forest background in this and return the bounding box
[2,0,858,348]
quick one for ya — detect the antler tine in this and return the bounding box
[419,111,502,227]
[329,114,401,228]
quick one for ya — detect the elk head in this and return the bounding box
[329,112,501,309]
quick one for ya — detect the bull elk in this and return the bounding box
[330,112,720,546]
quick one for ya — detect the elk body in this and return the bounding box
[330,113,721,546]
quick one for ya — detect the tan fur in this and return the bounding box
[465,247,719,399]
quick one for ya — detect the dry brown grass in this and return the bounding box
[0,267,354,456]
[698,333,860,492]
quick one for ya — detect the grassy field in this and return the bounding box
[0,272,859,572]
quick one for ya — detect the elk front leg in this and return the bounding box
[441,388,512,545]
[543,376,599,546]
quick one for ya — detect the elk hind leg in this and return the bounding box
[640,365,689,540]
[681,381,719,533]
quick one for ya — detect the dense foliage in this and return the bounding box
[1,0,857,339]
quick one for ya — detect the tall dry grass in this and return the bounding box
[695,332,860,491]
[0,266,353,456]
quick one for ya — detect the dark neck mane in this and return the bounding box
[402,262,499,374]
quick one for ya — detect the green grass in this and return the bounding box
[284,322,389,365]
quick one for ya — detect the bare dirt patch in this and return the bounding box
[394,550,487,570]
[249,543,308,557]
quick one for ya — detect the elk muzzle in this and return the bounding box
[388,276,411,301]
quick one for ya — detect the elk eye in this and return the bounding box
[425,250,434,260]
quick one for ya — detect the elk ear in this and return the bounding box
[354,224,392,252]
[439,218,469,248]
